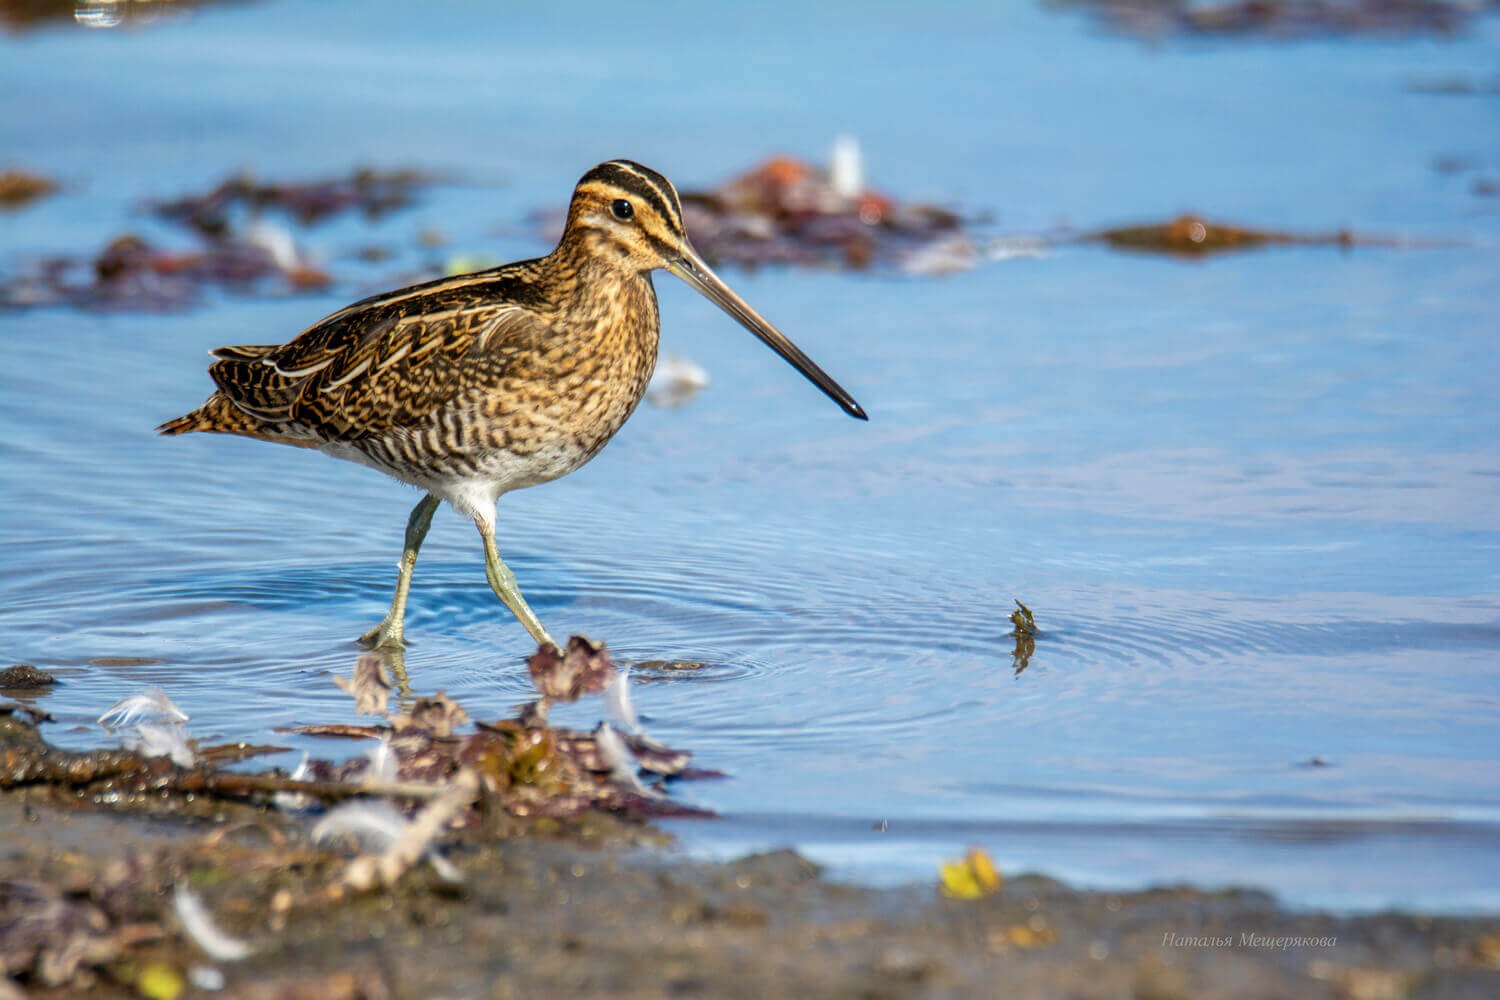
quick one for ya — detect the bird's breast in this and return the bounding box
[504,275,661,465]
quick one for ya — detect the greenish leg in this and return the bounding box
[479,526,559,652]
[358,493,441,649]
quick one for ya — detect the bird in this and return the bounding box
[159,160,867,652]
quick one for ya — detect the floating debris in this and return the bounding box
[0,168,57,210]
[528,635,618,700]
[1082,213,1410,258]
[1009,600,1038,638]
[1010,600,1038,676]
[938,846,1003,900]
[1051,0,1488,40]
[1011,634,1036,677]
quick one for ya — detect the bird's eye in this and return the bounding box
[611,199,634,221]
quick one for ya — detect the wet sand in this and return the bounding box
[5,789,1498,1000]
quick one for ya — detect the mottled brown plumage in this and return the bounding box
[161,160,865,650]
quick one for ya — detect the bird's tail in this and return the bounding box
[157,395,248,436]
[157,410,211,436]
[157,394,316,447]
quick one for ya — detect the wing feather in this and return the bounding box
[206,269,552,443]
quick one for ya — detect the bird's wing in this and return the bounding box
[207,270,551,440]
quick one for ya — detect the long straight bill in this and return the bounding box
[666,252,867,420]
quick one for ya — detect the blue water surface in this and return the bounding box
[2,0,1497,911]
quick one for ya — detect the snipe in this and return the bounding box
[160,160,866,651]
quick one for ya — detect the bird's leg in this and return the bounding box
[478,524,559,652]
[358,493,441,649]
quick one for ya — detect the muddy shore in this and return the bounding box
[5,786,1497,1000]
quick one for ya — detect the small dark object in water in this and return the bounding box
[1051,0,1484,41]
[1009,599,1038,638]
[0,168,57,209]
[0,664,55,690]
[1084,213,1396,258]
[1009,601,1038,676]
[1093,214,1291,256]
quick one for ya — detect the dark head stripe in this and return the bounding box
[578,160,683,231]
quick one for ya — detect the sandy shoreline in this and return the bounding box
[4,785,1497,1000]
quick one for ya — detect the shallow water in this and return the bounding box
[3,1,1498,911]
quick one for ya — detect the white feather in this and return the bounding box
[273,752,313,812]
[363,737,398,785]
[312,800,462,882]
[595,723,650,795]
[311,801,406,849]
[173,885,254,962]
[122,721,196,768]
[603,669,639,733]
[425,851,463,884]
[98,687,190,728]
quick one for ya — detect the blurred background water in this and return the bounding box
[2,0,1497,912]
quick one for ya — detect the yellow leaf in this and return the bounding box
[138,962,185,1000]
[939,847,1002,899]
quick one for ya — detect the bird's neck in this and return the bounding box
[541,239,658,336]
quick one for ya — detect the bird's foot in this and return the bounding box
[356,617,406,650]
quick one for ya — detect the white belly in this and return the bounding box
[319,438,586,531]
